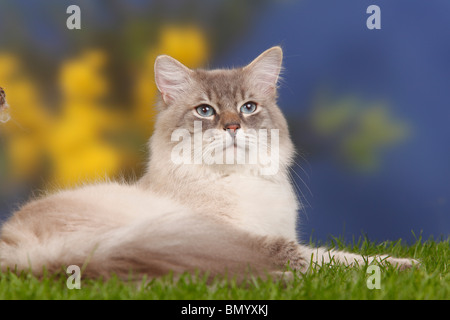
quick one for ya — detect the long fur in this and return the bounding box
[0,47,416,280]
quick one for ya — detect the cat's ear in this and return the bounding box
[244,46,283,96]
[154,55,192,104]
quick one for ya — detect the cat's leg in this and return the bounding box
[259,237,309,273]
[258,239,419,279]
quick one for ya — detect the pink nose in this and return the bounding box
[225,123,240,132]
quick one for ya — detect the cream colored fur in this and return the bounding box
[0,47,416,280]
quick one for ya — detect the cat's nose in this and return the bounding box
[224,123,241,133]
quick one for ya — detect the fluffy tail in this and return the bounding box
[0,211,300,280]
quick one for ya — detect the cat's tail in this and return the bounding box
[0,210,302,280]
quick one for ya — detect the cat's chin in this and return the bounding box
[226,143,238,152]
[223,144,249,163]
[209,164,262,177]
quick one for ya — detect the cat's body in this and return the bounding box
[0,47,415,280]
[140,158,299,241]
[0,182,303,279]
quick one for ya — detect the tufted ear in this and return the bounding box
[154,55,193,104]
[243,46,283,96]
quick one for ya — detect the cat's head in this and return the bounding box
[149,46,294,177]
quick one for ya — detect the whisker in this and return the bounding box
[288,167,312,211]
[291,151,312,181]
[289,164,313,198]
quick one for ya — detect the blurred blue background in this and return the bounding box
[0,0,448,244]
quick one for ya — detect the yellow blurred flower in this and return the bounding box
[0,54,20,80]
[157,25,209,67]
[6,133,42,179]
[59,50,108,103]
[47,49,122,188]
[133,25,209,135]
[49,141,121,188]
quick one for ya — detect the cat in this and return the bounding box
[0,47,416,281]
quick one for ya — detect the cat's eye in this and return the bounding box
[240,101,257,114]
[195,104,215,117]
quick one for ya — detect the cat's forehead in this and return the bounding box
[192,68,248,102]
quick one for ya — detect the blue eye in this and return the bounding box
[240,101,257,114]
[196,104,215,117]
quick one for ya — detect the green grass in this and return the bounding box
[0,235,448,300]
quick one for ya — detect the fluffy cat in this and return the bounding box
[0,47,416,280]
